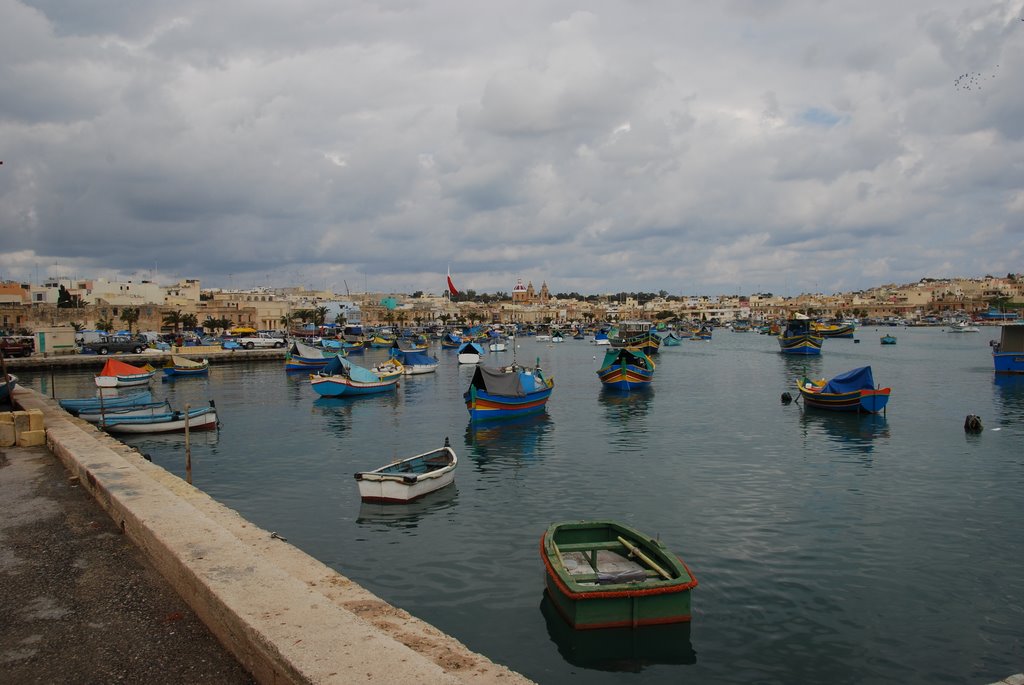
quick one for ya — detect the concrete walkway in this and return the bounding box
[4,386,534,685]
[0,444,255,683]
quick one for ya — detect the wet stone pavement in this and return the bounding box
[0,445,254,684]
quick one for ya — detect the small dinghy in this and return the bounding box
[354,439,457,503]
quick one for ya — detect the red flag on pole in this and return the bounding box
[447,270,459,296]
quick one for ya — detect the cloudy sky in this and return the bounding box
[2,1,1022,297]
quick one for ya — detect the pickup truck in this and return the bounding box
[231,333,287,350]
[81,335,147,355]
[0,336,34,358]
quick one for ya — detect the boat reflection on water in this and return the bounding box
[356,483,458,531]
[465,413,552,470]
[539,593,696,672]
[799,410,890,457]
[120,429,221,468]
[993,374,1024,422]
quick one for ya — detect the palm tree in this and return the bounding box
[95,318,114,333]
[162,310,184,334]
[334,312,347,327]
[279,313,295,331]
[70,321,85,332]
[119,307,141,335]
[181,313,198,331]
[313,306,329,327]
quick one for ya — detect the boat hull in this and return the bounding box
[96,372,155,387]
[464,385,552,421]
[354,446,457,503]
[798,383,891,413]
[309,374,399,397]
[102,408,218,433]
[778,334,823,355]
[993,352,1024,374]
[540,520,698,630]
[59,391,154,414]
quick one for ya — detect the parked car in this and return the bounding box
[0,336,34,358]
[81,335,146,355]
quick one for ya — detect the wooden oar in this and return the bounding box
[617,535,672,580]
[551,538,568,571]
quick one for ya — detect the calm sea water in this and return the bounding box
[20,327,1024,685]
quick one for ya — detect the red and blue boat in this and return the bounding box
[797,366,891,413]
[464,362,553,421]
[596,348,655,391]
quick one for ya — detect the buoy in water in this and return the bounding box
[781,392,793,404]
[964,415,983,433]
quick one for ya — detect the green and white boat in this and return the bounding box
[540,520,698,630]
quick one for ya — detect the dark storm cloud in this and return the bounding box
[1,0,1022,295]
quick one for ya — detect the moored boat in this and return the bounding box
[59,390,154,415]
[353,439,457,503]
[464,361,553,421]
[880,334,897,345]
[78,401,173,424]
[992,323,1024,374]
[609,321,660,356]
[596,348,655,391]
[457,341,485,365]
[101,402,219,434]
[162,355,210,377]
[309,356,400,397]
[390,351,439,375]
[284,341,339,372]
[778,315,823,355]
[812,322,855,338]
[797,366,891,413]
[540,520,698,630]
[95,358,156,387]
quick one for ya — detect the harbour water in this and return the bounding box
[19,327,1024,684]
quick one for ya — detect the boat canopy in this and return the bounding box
[290,341,331,359]
[169,355,206,368]
[469,365,542,397]
[822,366,875,394]
[321,355,354,376]
[600,347,653,368]
[98,358,149,376]
[392,351,437,366]
[458,341,485,355]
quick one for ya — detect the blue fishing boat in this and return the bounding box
[464,361,553,421]
[880,334,897,345]
[309,356,400,397]
[59,390,155,415]
[797,366,891,413]
[992,324,1024,374]
[778,315,823,355]
[596,348,655,391]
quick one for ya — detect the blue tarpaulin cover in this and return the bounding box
[393,351,437,367]
[822,366,875,394]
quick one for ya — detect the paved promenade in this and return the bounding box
[2,385,534,684]
[1,443,254,683]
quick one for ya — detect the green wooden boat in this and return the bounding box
[540,520,698,630]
